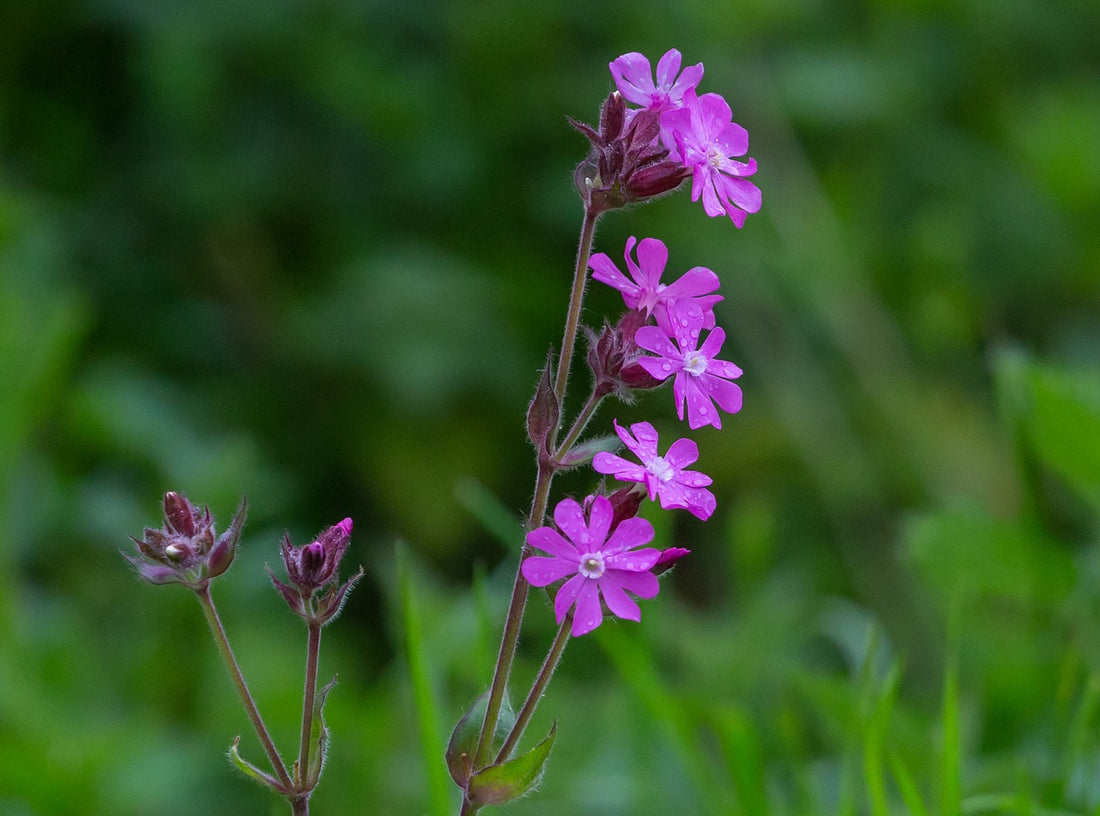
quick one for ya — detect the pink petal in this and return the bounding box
[637,353,680,383]
[599,577,641,622]
[554,573,586,623]
[716,121,750,157]
[606,569,660,600]
[684,378,721,429]
[664,437,700,469]
[604,546,660,571]
[699,325,726,359]
[661,266,719,300]
[585,495,614,549]
[571,580,604,636]
[706,358,743,380]
[521,555,577,587]
[526,527,578,561]
[589,253,637,300]
[610,52,656,106]
[594,450,642,481]
[634,237,669,291]
[653,49,683,91]
[604,517,655,556]
[716,174,762,216]
[672,371,689,421]
[620,419,660,457]
[553,498,589,547]
[703,375,743,415]
[635,325,681,360]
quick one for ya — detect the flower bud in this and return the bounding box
[570,93,688,216]
[123,493,246,590]
[271,518,360,624]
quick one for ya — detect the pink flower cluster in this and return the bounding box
[523,50,755,637]
[611,49,761,227]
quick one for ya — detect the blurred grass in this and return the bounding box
[2,0,1099,813]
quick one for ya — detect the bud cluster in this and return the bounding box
[268,518,362,626]
[124,492,244,590]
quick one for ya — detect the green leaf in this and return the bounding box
[445,691,516,789]
[304,675,338,790]
[467,721,556,807]
[228,736,285,794]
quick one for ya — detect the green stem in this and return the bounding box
[297,619,322,787]
[195,585,293,792]
[495,612,572,764]
[554,384,607,462]
[469,205,600,777]
[552,208,600,417]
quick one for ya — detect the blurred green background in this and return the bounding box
[2,0,1098,814]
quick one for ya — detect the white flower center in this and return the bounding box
[579,553,606,579]
[684,351,708,376]
[706,145,724,169]
[647,455,675,483]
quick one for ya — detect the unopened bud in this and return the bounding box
[163,491,197,537]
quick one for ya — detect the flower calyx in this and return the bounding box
[570,92,688,216]
[269,518,362,626]
[124,492,245,590]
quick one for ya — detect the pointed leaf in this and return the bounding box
[446,692,516,788]
[467,721,556,806]
[228,736,286,794]
[305,675,338,789]
[525,350,559,458]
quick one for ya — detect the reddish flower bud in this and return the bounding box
[271,518,360,625]
[123,494,246,590]
[570,93,689,216]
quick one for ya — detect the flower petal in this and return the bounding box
[571,580,604,636]
[554,574,586,623]
[553,498,589,547]
[663,436,700,469]
[522,555,577,587]
[599,576,641,622]
[607,569,660,600]
[604,517,655,556]
[604,546,661,572]
[526,527,578,561]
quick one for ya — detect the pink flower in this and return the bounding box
[589,236,723,328]
[635,300,743,429]
[610,49,704,115]
[593,420,716,521]
[660,89,761,227]
[521,495,662,637]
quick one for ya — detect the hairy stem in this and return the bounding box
[469,205,600,777]
[552,208,600,417]
[554,384,607,461]
[495,611,572,764]
[195,585,293,792]
[297,620,322,787]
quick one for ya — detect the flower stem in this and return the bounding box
[195,585,293,792]
[554,384,607,461]
[470,205,600,776]
[495,611,572,764]
[297,619,322,788]
[552,208,600,416]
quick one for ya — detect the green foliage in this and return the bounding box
[2,0,1099,813]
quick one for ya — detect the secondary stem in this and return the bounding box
[470,205,600,775]
[552,208,600,416]
[195,585,293,792]
[495,612,572,764]
[298,619,322,787]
